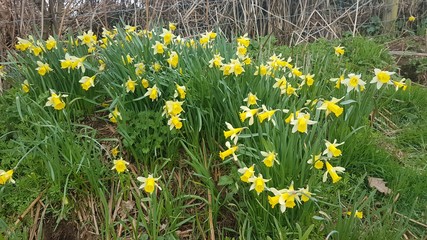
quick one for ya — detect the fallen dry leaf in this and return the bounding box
[368,177,392,194]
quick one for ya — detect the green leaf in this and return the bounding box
[218,175,234,186]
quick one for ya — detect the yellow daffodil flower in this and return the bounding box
[370,68,395,89]
[248,173,269,195]
[238,165,255,183]
[111,158,129,173]
[45,90,66,110]
[137,174,161,194]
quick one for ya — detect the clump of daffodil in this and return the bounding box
[174,84,186,99]
[79,76,96,91]
[36,61,52,76]
[160,28,175,45]
[318,97,344,117]
[343,73,365,92]
[137,174,162,194]
[248,173,269,195]
[168,115,184,130]
[239,106,259,125]
[134,62,145,76]
[334,45,345,56]
[15,37,33,51]
[163,100,184,117]
[111,158,129,173]
[167,51,179,68]
[254,64,271,76]
[21,80,30,93]
[152,41,166,54]
[323,139,344,157]
[347,210,363,219]
[393,78,408,91]
[77,30,97,47]
[370,68,395,89]
[45,90,66,110]
[323,161,345,183]
[209,54,224,68]
[0,169,15,185]
[109,107,122,123]
[144,84,161,101]
[289,111,317,134]
[268,183,312,213]
[261,151,279,167]
[224,122,245,144]
[238,165,255,183]
[219,141,238,161]
[258,105,278,125]
[125,78,137,93]
[243,92,259,106]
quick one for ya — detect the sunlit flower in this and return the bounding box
[342,73,365,92]
[237,33,250,47]
[21,80,30,93]
[281,83,298,97]
[220,63,232,76]
[137,174,162,194]
[125,78,137,93]
[254,64,270,76]
[243,92,259,106]
[269,182,300,212]
[219,141,238,161]
[141,79,150,89]
[273,76,287,89]
[290,112,317,134]
[307,154,324,170]
[248,173,269,195]
[36,61,52,76]
[347,210,363,219]
[223,122,244,144]
[78,30,97,46]
[261,151,279,167]
[0,169,15,185]
[160,28,175,45]
[168,115,184,130]
[45,35,57,50]
[109,107,122,123]
[230,59,245,76]
[31,45,43,56]
[370,68,395,89]
[318,97,344,117]
[174,84,186,99]
[152,41,166,54]
[111,158,129,173]
[79,76,95,91]
[238,165,255,183]
[207,31,217,39]
[163,100,184,117]
[258,105,277,125]
[334,45,345,56]
[393,78,408,91]
[289,67,302,78]
[15,37,33,51]
[167,51,179,68]
[323,161,345,183]
[144,84,161,101]
[323,139,344,157]
[239,106,259,125]
[134,62,145,76]
[60,53,85,72]
[45,90,66,110]
[209,54,224,68]
[300,73,315,86]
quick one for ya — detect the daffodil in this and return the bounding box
[318,97,344,117]
[199,33,210,45]
[261,151,279,167]
[298,186,312,202]
[223,122,244,144]
[347,210,363,219]
[330,75,344,89]
[152,41,166,54]
[248,174,269,195]
[243,92,259,106]
[79,76,95,91]
[207,31,217,39]
[258,105,277,125]
[163,100,184,117]
[137,174,162,194]
[342,73,365,92]
[111,158,129,173]
[111,146,119,158]
[60,53,85,72]
[45,90,66,110]
[21,80,30,93]
[300,73,315,86]
[36,61,52,76]
[141,79,150,89]
[174,84,186,99]
[236,44,247,59]
[230,59,245,76]
[144,84,161,101]
[370,68,395,89]
[254,64,270,76]
[15,37,33,51]
[220,63,232,76]
[109,107,122,123]
[237,34,250,47]
[237,165,255,183]
[168,115,184,130]
[323,161,345,183]
[167,51,179,68]
[408,15,416,22]
[124,25,136,33]
[323,139,344,157]
[99,60,106,71]
[169,22,177,31]
[273,76,287,89]
[281,83,298,97]
[209,54,224,68]
[290,112,317,134]
[134,62,145,76]
[269,183,300,212]
[219,141,238,161]
[160,28,175,45]
[125,78,137,93]
[0,169,15,185]
[78,30,97,46]
[307,154,324,170]
[334,45,345,56]
[31,45,43,56]
[290,67,303,78]
[239,106,259,125]
[152,62,162,72]
[393,78,408,91]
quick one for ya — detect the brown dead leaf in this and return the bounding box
[368,177,392,194]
